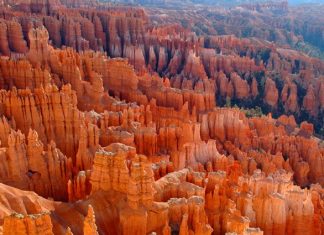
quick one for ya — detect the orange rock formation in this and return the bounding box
[0,2,322,235]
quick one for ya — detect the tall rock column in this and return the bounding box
[27,26,49,66]
[83,205,99,235]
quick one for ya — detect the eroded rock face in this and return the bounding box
[27,26,50,66]
[83,205,98,235]
[6,20,28,54]
[0,2,323,235]
[264,78,279,108]
[3,213,54,235]
[0,0,322,132]
[0,120,72,201]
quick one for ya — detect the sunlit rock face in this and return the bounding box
[0,1,323,235]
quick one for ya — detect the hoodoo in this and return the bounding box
[0,0,323,234]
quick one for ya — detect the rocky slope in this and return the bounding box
[1,1,324,135]
[0,1,322,235]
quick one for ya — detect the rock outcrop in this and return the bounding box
[3,213,54,235]
[0,2,322,235]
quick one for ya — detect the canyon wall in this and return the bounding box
[0,2,322,235]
